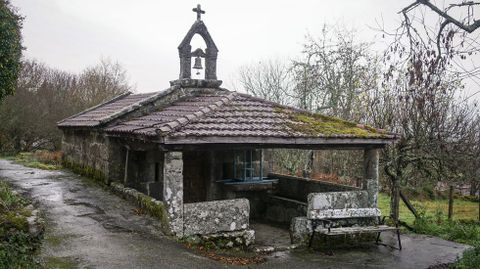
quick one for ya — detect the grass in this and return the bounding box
[11,151,62,170]
[378,192,480,246]
[0,181,42,268]
[378,193,479,225]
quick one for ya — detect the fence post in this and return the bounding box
[448,185,454,220]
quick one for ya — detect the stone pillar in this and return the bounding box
[163,151,184,236]
[179,45,192,79]
[363,148,379,208]
[205,48,217,80]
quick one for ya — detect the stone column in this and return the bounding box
[163,151,184,236]
[363,148,379,208]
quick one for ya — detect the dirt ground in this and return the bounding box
[0,160,470,269]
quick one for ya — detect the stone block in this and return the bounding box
[290,217,312,246]
[183,198,250,236]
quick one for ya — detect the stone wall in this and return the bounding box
[183,198,250,236]
[62,130,122,183]
[270,173,358,202]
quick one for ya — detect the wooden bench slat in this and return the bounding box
[315,225,399,235]
[308,208,381,219]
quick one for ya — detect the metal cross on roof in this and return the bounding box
[192,4,205,21]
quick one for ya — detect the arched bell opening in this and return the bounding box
[190,34,207,79]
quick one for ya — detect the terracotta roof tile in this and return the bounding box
[104,88,396,141]
[57,92,160,127]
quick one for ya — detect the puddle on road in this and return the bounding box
[44,191,63,202]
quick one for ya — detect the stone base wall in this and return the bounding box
[184,230,255,249]
[110,182,171,235]
[61,130,125,184]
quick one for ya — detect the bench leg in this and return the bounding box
[375,232,381,244]
[396,229,402,250]
[326,234,333,255]
[308,231,315,248]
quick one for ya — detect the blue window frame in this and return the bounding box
[232,149,264,181]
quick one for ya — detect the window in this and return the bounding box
[230,149,264,181]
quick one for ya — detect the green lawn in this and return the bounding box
[378,193,479,225]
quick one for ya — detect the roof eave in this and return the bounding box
[162,135,396,148]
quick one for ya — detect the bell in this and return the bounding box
[193,56,203,70]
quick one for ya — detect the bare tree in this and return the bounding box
[237,59,294,106]
[0,58,132,153]
[291,26,381,122]
[236,26,382,178]
[376,0,480,220]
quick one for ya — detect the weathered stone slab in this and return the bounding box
[183,198,250,236]
[307,191,381,219]
[307,191,368,210]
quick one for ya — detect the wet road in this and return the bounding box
[0,160,470,269]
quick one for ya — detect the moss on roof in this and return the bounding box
[276,107,389,138]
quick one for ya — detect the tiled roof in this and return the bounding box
[105,88,396,141]
[57,92,160,127]
[105,89,235,136]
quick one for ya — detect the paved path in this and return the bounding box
[0,160,470,269]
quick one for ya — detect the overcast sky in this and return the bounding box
[10,0,479,99]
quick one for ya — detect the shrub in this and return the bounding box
[455,243,480,269]
[0,181,42,268]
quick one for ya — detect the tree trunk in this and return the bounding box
[391,178,400,221]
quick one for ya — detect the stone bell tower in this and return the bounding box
[170,4,222,88]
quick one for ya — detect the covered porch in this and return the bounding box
[118,136,384,248]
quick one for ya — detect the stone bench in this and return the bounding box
[306,191,402,250]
